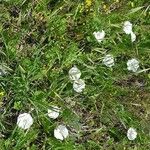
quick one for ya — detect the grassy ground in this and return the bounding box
[0,0,150,149]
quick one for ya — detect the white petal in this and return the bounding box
[131,31,136,42]
[54,128,64,140]
[48,106,60,119]
[17,113,33,130]
[73,79,85,93]
[127,58,139,72]
[58,125,69,138]
[123,21,133,34]
[102,54,114,67]
[69,66,81,81]
[54,125,69,140]
[127,128,137,140]
[93,30,105,42]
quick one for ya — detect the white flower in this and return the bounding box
[102,54,114,67]
[127,58,139,72]
[69,66,81,81]
[54,125,69,140]
[93,30,105,42]
[17,113,33,130]
[48,106,60,119]
[123,21,133,34]
[73,79,85,93]
[123,21,136,42]
[127,128,137,140]
[131,31,136,42]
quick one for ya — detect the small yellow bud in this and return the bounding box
[85,0,92,8]
[103,4,107,10]
[0,92,4,96]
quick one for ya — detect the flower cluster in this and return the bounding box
[17,106,69,140]
[16,112,138,141]
[47,106,68,140]
[94,21,140,72]
[69,66,85,93]
[93,21,136,43]
[123,21,136,42]
[102,54,139,72]
[13,21,140,142]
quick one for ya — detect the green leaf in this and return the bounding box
[128,6,144,14]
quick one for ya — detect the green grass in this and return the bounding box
[0,0,150,149]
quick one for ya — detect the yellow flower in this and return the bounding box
[103,4,107,10]
[0,92,4,97]
[85,0,92,8]
[103,4,109,12]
